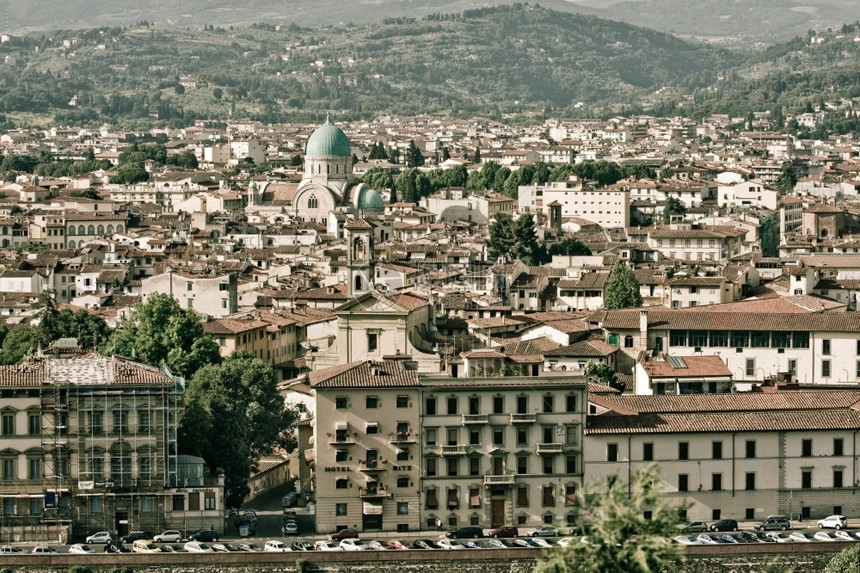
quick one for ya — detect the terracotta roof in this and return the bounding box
[544,339,618,358]
[202,318,269,335]
[309,360,420,388]
[639,355,731,378]
[0,355,174,387]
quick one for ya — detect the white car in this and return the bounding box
[264,540,291,552]
[789,532,815,542]
[556,537,577,548]
[436,539,466,550]
[836,530,860,541]
[487,538,509,549]
[530,538,553,548]
[313,540,341,551]
[339,539,370,551]
[153,530,183,543]
[132,540,160,553]
[0,546,23,554]
[814,531,840,542]
[818,515,848,530]
[85,531,112,544]
[183,541,214,553]
[766,532,794,543]
[672,535,701,545]
[68,544,95,554]
[32,546,58,554]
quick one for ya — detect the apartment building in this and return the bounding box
[585,391,860,523]
[518,179,630,229]
[647,223,746,264]
[140,269,238,318]
[310,360,587,534]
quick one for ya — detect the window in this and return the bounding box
[426,429,437,446]
[336,503,348,516]
[188,492,201,511]
[543,456,553,474]
[678,442,689,460]
[138,410,150,433]
[139,457,151,479]
[801,439,812,457]
[543,395,554,413]
[823,339,831,355]
[516,427,528,446]
[678,474,689,492]
[801,471,812,489]
[335,478,348,489]
[745,358,755,377]
[397,502,409,515]
[834,469,844,488]
[516,396,528,414]
[745,472,755,490]
[426,489,438,509]
[447,488,459,509]
[368,333,378,352]
[643,443,654,461]
[565,425,577,445]
[517,456,528,475]
[565,484,577,505]
[493,396,504,413]
[566,395,576,412]
[607,443,618,462]
[171,495,183,512]
[624,335,634,348]
[141,496,153,513]
[712,473,722,491]
[492,427,504,446]
[426,458,437,477]
[28,413,39,436]
[834,438,844,456]
[469,487,481,508]
[336,396,348,409]
[446,457,458,477]
[396,395,409,408]
[335,450,348,463]
[469,457,480,476]
[426,397,437,415]
[822,360,831,377]
[397,477,409,488]
[366,423,378,435]
[745,440,756,458]
[470,428,481,445]
[0,458,13,481]
[205,491,216,510]
[712,441,722,460]
[30,498,42,516]
[112,410,128,433]
[566,455,577,474]
[396,449,409,462]
[542,485,555,507]
[517,486,528,507]
[1,413,13,436]
[447,397,458,415]
[366,396,379,409]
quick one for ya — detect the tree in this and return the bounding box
[534,464,684,573]
[548,237,592,257]
[212,87,223,100]
[394,168,431,203]
[0,326,39,364]
[405,140,425,168]
[368,141,388,160]
[585,363,621,391]
[824,544,860,573]
[487,213,549,266]
[104,293,221,378]
[661,197,687,224]
[70,188,101,200]
[178,352,299,507]
[360,166,394,192]
[775,161,797,194]
[111,163,149,185]
[604,263,643,309]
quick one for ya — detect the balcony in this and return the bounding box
[389,432,417,445]
[483,473,515,486]
[440,445,467,456]
[328,436,357,446]
[536,442,563,454]
[510,413,536,424]
[462,414,488,425]
[359,486,390,500]
[358,460,387,472]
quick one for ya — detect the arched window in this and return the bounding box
[67,226,76,236]
[116,224,123,233]
[106,225,114,234]
[308,194,318,209]
[354,275,363,292]
[97,225,104,235]
[624,335,634,348]
[68,240,76,248]
[87,225,95,235]
[78,225,85,235]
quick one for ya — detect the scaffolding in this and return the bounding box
[40,377,72,541]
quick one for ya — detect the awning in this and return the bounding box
[363,502,383,515]
[335,422,348,430]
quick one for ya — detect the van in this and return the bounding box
[754,515,791,531]
[132,539,159,553]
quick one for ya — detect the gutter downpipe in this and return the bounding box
[732,432,737,497]
[628,434,633,498]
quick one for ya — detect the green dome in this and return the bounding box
[356,185,384,211]
[306,116,351,157]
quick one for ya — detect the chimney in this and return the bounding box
[639,310,648,348]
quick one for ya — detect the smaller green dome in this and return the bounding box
[356,185,384,211]
[306,116,352,157]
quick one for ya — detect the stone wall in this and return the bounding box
[0,544,848,573]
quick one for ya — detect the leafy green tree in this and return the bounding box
[360,166,394,192]
[534,464,683,573]
[0,326,39,364]
[604,263,643,309]
[212,87,223,100]
[487,213,549,266]
[548,237,592,257]
[405,140,425,168]
[775,161,797,194]
[661,197,687,224]
[394,168,431,203]
[104,293,221,378]
[367,141,388,160]
[111,163,149,185]
[70,188,101,200]
[824,544,860,573]
[585,362,621,391]
[178,352,298,507]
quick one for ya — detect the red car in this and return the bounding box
[330,528,359,540]
[489,525,519,538]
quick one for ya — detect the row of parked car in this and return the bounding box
[259,537,568,552]
[675,529,860,545]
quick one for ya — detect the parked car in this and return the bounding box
[282,520,298,535]
[672,535,701,545]
[86,531,112,544]
[189,530,219,542]
[154,530,183,543]
[68,544,95,554]
[386,539,407,550]
[531,525,563,537]
[105,543,131,553]
[32,546,57,554]
[488,538,512,549]
[132,540,160,553]
[158,545,176,553]
[437,539,467,550]
[339,539,370,551]
[818,515,848,530]
[814,531,840,542]
[291,541,314,551]
[709,519,738,532]
[121,531,152,544]
[695,533,724,545]
[330,528,359,540]
[367,540,388,550]
[789,532,816,542]
[263,540,290,552]
[0,546,23,554]
[184,541,214,553]
[755,515,791,531]
[530,538,553,548]
[447,526,484,539]
[237,543,261,552]
[489,525,519,538]
[411,539,439,549]
[313,540,341,551]
[836,530,860,541]
[765,532,794,543]
[681,522,709,533]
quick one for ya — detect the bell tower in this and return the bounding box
[344,218,374,297]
